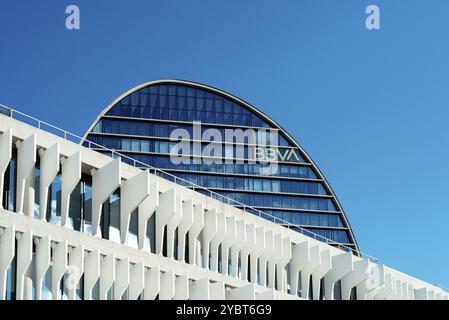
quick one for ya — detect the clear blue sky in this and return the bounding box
[1,0,448,288]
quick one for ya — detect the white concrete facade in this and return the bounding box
[0,114,447,300]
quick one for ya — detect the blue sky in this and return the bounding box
[1,0,448,288]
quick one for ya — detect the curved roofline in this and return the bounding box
[82,79,360,251]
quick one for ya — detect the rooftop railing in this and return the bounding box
[0,103,379,263]
[436,285,449,293]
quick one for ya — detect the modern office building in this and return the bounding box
[82,80,357,251]
[0,106,447,301]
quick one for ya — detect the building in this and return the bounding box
[82,80,358,252]
[0,103,447,301]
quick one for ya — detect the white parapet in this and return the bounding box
[138,182,158,250]
[394,279,404,300]
[174,274,189,300]
[415,288,428,300]
[166,194,183,259]
[99,253,115,300]
[407,284,415,300]
[35,235,51,300]
[38,143,60,220]
[210,280,225,300]
[84,250,100,300]
[177,199,194,262]
[300,242,320,300]
[0,225,15,300]
[249,225,265,283]
[267,233,283,289]
[114,257,130,300]
[155,189,176,256]
[324,251,354,300]
[256,288,277,300]
[120,170,151,244]
[277,237,292,292]
[61,151,81,227]
[129,261,145,300]
[258,229,274,286]
[15,134,36,215]
[16,230,32,300]
[237,223,256,281]
[358,263,385,300]
[289,240,310,297]
[220,215,237,276]
[51,240,68,300]
[374,273,395,300]
[230,219,246,278]
[92,158,121,237]
[311,248,332,300]
[159,270,175,300]
[144,266,160,300]
[210,211,227,272]
[190,277,210,300]
[226,284,256,300]
[67,245,84,300]
[402,282,409,300]
[201,209,218,270]
[188,203,204,266]
[340,258,369,300]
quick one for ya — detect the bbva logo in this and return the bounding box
[254,147,302,163]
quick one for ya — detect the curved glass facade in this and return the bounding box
[84,80,358,250]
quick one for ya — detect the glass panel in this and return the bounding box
[127,208,138,248]
[131,140,140,152]
[310,214,319,226]
[67,182,83,231]
[272,181,280,192]
[108,192,121,243]
[47,175,62,225]
[83,182,93,236]
[141,140,150,152]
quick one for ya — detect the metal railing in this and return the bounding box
[0,103,379,263]
[435,284,449,293]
